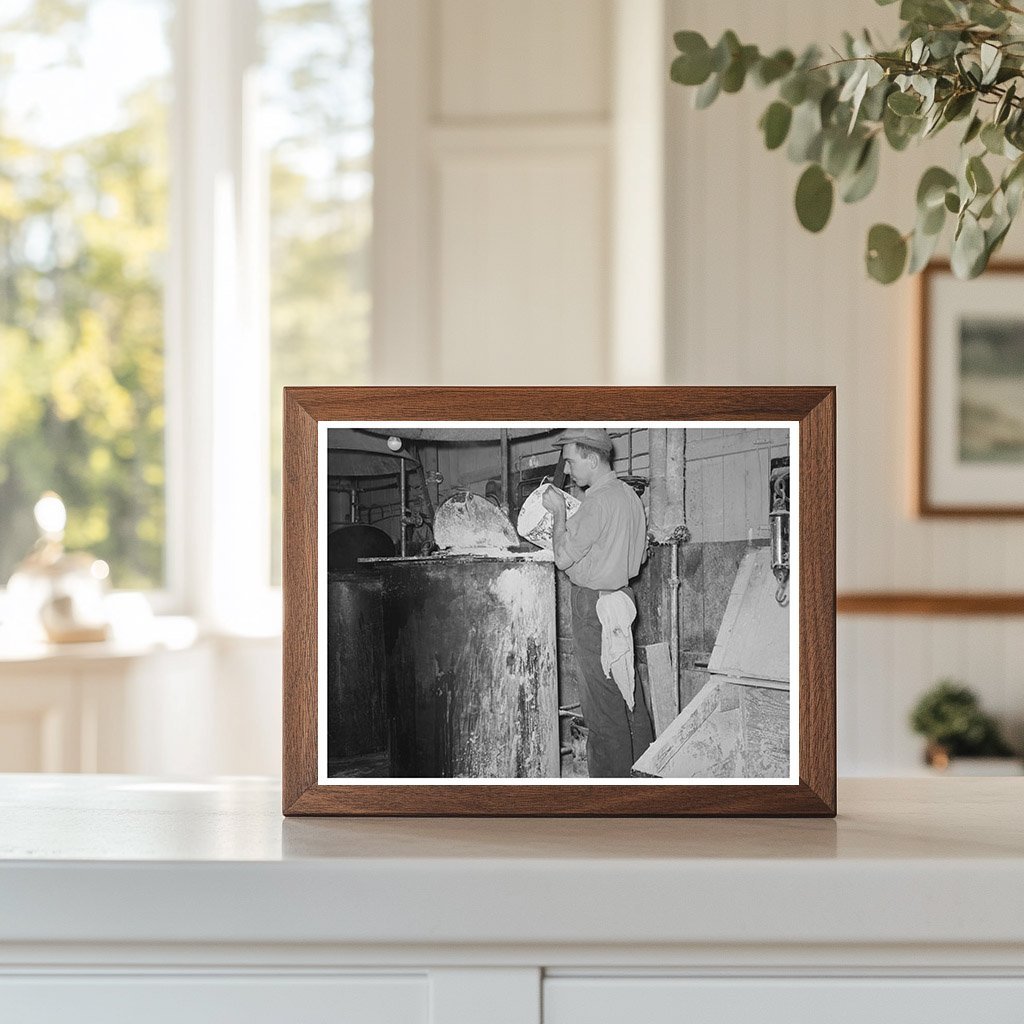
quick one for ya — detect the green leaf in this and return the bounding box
[888,91,921,115]
[720,44,759,93]
[908,36,930,65]
[912,74,936,111]
[942,92,974,123]
[760,101,792,150]
[969,2,1009,29]
[902,0,960,27]
[908,221,943,273]
[944,190,961,213]
[671,55,709,88]
[995,82,1017,125]
[955,52,981,89]
[951,211,986,278]
[866,223,908,283]
[674,29,706,53]
[779,74,807,106]
[861,80,892,122]
[981,122,1005,155]
[842,137,880,203]
[710,31,740,73]
[922,107,943,138]
[917,167,956,212]
[927,30,963,60]
[1003,157,1024,216]
[884,106,922,150]
[980,41,1002,86]
[967,154,995,196]
[822,128,863,178]
[671,32,712,85]
[820,85,841,126]
[694,73,721,109]
[962,115,983,145]
[987,209,1013,260]
[753,49,794,87]
[787,100,823,162]
[795,164,834,232]
[839,60,884,131]
[920,199,946,235]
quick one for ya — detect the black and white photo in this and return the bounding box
[318,421,797,784]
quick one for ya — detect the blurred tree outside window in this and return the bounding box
[0,0,372,602]
[262,0,372,583]
[0,0,172,590]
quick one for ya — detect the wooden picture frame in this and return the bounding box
[283,387,836,816]
[917,261,1024,517]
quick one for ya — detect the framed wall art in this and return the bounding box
[282,387,836,816]
[917,261,1024,517]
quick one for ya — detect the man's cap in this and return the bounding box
[554,428,614,455]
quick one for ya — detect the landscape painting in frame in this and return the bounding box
[920,262,1024,515]
[959,316,1024,464]
[317,421,799,786]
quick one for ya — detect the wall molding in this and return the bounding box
[837,593,1024,616]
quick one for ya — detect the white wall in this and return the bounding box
[664,0,1024,772]
[373,0,665,385]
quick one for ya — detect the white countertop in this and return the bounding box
[2,775,1023,951]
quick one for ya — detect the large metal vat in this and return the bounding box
[326,570,386,764]
[376,554,559,778]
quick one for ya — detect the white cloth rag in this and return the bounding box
[596,590,637,710]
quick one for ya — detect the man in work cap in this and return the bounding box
[542,428,653,777]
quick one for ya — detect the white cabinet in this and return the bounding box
[545,977,1024,1023]
[2,777,1023,1022]
[1,976,428,1024]
[0,629,281,776]
[0,641,212,773]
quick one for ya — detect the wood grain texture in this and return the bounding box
[838,592,1024,616]
[798,388,837,813]
[282,390,319,812]
[282,386,836,817]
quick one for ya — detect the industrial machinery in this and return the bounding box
[633,545,790,779]
[326,428,561,779]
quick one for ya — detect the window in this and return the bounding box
[261,0,373,582]
[0,0,173,590]
[0,0,373,623]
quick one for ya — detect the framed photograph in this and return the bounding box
[283,387,835,816]
[917,261,1024,516]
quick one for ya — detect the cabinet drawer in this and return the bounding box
[0,974,427,1024]
[545,977,1024,1023]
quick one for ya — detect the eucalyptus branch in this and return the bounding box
[670,2,1024,283]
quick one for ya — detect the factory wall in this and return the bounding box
[380,430,785,686]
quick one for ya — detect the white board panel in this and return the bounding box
[437,151,608,384]
[438,0,610,119]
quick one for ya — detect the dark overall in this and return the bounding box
[569,583,655,778]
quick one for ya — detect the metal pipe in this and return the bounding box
[669,537,680,715]
[398,460,408,557]
[499,428,509,514]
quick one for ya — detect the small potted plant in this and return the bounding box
[910,679,1018,772]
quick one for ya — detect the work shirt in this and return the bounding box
[560,472,647,590]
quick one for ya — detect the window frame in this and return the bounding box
[168,0,279,633]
